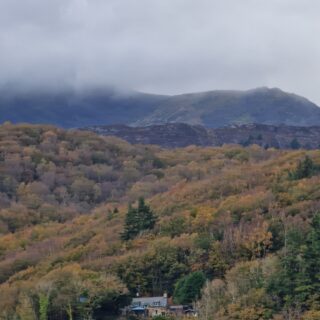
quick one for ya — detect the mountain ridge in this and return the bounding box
[134,87,320,128]
[1,87,320,128]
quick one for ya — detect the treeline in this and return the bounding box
[1,124,320,319]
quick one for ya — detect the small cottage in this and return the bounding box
[130,295,168,317]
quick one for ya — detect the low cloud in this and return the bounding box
[0,0,320,103]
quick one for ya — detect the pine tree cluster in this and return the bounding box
[121,197,157,241]
[289,156,320,180]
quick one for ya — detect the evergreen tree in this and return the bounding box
[268,213,320,309]
[121,204,140,241]
[301,213,320,301]
[298,156,315,179]
[137,197,157,231]
[289,156,319,180]
[121,198,157,241]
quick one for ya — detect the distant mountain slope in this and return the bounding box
[84,123,320,149]
[0,88,167,128]
[135,88,320,128]
[85,123,212,148]
[1,87,320,128]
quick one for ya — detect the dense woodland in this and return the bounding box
[1,123,320,319]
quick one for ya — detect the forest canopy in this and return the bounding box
[1,123,320,319]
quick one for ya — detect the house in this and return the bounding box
[130,296,168,317]
[132,296,168,308]
[125,295,198,318]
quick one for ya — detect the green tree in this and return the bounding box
[39,293,50,320]
[174,271,206,304]
[267,214,320,310]
[289,156,319,180]
[121,198,157,241]
[137,197,157,231]
[121,204,140,241]
[267,227,306,307]
[299,213,320,306]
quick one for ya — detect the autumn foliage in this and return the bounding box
[0,124,320,319]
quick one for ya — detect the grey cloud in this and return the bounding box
[0,0,320,103]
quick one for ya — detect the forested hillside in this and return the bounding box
[1,124,320,319]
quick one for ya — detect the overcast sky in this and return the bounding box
[1,0,320,103]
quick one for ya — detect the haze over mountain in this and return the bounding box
[0,88,166,128]
[1,87,320,129]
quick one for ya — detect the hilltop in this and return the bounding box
[1,87,320,128]
[134,87,320,128]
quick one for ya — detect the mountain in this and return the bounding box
[84,123,320,149]
[1,87,320,128]
[0,88,167,128]
[134,87,320,128]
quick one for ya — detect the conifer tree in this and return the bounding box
[268,213,320,308]
[302,213,320,296]
[121,198,157,241]
[289,156,319,180]
[137,197,157,231]
[121,204,139,241]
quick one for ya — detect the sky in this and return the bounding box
[1,0,320,103]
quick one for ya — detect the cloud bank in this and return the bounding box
[0,0,320,102]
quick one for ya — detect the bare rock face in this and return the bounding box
[84,123,320,150]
